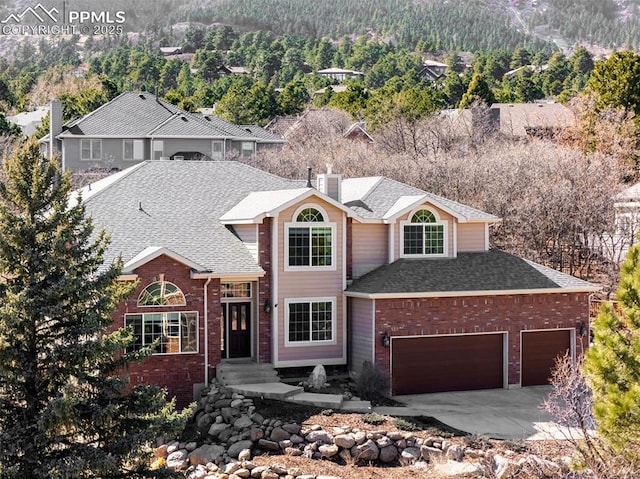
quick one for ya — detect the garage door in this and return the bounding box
[521,330,571,386]
[391,334,504,395]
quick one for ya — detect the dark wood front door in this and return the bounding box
[223,302,251,358]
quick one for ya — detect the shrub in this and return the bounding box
[362,412,386,425]
[394,418,418,431]
[355,360,389,402]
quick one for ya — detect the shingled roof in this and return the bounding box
[346,249,598,297]
[57,91,284,142]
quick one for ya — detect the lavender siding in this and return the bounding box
[351,223,388,278]
[349,297,375,377]
[274,200,346,365]
[457,223,488,252]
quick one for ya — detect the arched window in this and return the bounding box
[296,207,324,222]
[403,208,445,256]
[137,281,186,306]
[287,205,333,268]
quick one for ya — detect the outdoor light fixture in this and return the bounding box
[264,300,271,314]
[382,331,390,348]
[579,321,587,338]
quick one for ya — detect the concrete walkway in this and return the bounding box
[229,383,583,441]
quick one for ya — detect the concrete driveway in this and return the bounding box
[373,386,581,440]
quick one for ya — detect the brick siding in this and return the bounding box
[373,292,590,387]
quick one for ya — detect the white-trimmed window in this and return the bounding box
[153,140,164,160]
[285,298,335,345]
[125,312,198,354]
[401,208,446,257]
[211,140,224,160]
[286,206,335,270]
[81,139,101,161]
[241,141,254,157]
[124,139,145,161]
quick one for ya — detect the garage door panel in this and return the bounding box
[521,330,571,387]
[392,334,504,395]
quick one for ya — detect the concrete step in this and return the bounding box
[216,362,280,386]
[228,382,304,400]
[284,392,344,409]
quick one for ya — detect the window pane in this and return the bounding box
[125,314,144,352]
[288,303,310,342]
[81,140,91,160]
[133,140,144,160]
[311,227,332,266]
[311,302,332,341]
[404,225,424,255]
[124,140,133,159]
[143,313,164,353]
[138,281,186,306]
[288,227,310,266]
[411,209,436,223]
[297,208,324,222]
[180,312,197,352]
[424,225,444,254]
[92,140,101,160]
[221,282,251,298]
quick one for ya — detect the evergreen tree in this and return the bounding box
[588,50,640,117]
[0,138,185,478]
[459,72,495,108]
[583,245,640,456]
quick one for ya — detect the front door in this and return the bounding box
[223,302,251,358]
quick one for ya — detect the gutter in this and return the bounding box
[203,277,212,387]
[344,286,601,300]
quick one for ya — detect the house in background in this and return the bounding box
[7,106,49,136]
[79,160,597,407]
[44,92,285,172]
[316,68,364,81]
[418,59,448,82]
[608,182,640,263]
[490,102,575,138]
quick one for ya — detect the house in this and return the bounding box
[316,68,364,81]
[7,106,49,136]
[45,92,286,172]
[80,160,597,407]
[160,46,183,56]
[266,108,373,143]
[490,102,575,138]
[609,182,640,262]
[418,59,448,82]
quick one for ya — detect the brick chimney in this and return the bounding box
[317,163,342,202]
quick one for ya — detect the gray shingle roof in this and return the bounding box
[58,92,274,142]
[342,176,499,222]
[84,161,298,275]
[346,249,598,295]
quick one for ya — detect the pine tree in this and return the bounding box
[583,243,640,456]
[0,138,185,478]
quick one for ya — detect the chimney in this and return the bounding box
[49,98,63,163]
[317,163,342,202]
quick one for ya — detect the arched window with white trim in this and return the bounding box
[286,205,335,269]
[402,208,446,257]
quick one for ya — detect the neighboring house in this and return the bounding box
[609,182,640,262]
[490,102,575,138]
[79,160,597,407]
[418,59,448,82]
[316,68,364,81]
[266,108,371,143]
[44,92,286,172]
[7,106,49,136]
[160,46,183,56]
[312,85,348,97]
[441,102,575,139]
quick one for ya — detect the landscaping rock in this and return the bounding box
[379,445,399,463]
[333,434,355,449]
[309,364,327,389]
[305,430,332,444]
[189,444,225,465]
[319,443,340,458]
[270,427,291,442]
[352,439,379,462]
[166,449,189,470]
[227,440,253,459]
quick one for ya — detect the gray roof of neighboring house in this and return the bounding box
[346,249,598,295]
[83,160,298,275]
[57,92,276,142]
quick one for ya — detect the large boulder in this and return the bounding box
[308,364,327,389]
[227,440,254,459]
[188,444,225,465]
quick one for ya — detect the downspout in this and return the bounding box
[203,277,212,386]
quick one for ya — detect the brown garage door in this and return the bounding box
[521,330,571,386]
[391,334,504,395]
